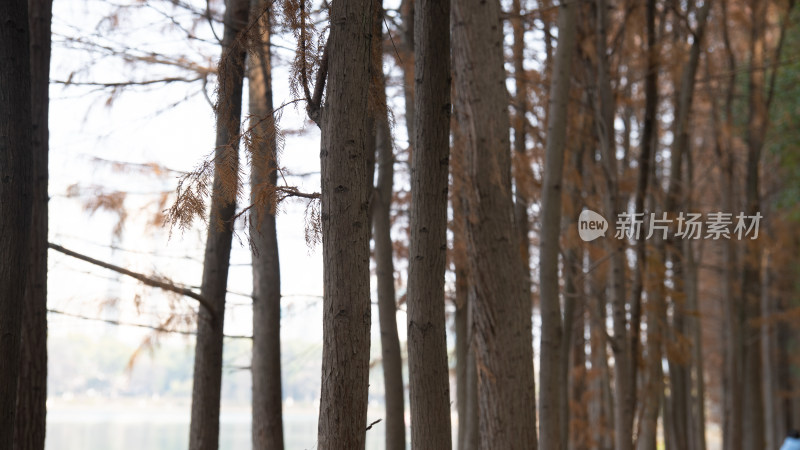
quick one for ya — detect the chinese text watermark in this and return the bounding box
[578,209,762,242]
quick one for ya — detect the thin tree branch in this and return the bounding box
[766,0,796,109]
[52,76,204,88]
[47,308,251,339]
[365,419,382,431]
[307,40,329,126]
[49,243,217,322]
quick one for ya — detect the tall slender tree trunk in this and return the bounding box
[452,109,479,450]
[741,2,767,449]
[566,109,589,450]
[760,252,774,450]
[406,0,453,445]
[661,3,710,448]
[452,0,537,446]
[635,1,660,447]
[371,4,406,449]
[742,5,768,450]
[188,1,249,449]
[592,2,633,447]
[717,2,741,447]
[14,1,51,449]
[0,0,33,446]
[510,1,538,444]
[247,2,284,448]
[539,1,577,449]
[315,0,374,446]
[588,265,614,450]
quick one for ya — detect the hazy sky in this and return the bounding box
[46,0,414,354]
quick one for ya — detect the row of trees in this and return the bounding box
[2,0,800,449]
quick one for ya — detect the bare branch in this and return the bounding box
[52,76,204,88]
[49,243,217,322]
[307,40,329,125]
[47,309,251,339]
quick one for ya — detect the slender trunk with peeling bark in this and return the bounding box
[14,1,51,449]
[188,1,249,449]
[315,0,374,446]
[247,2,284,448]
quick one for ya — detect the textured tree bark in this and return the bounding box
[0,0,33,446]
[370,4,405,448]
[452,0,537,447]
[315,0,374,446]
[406,0,453,445]
[539,1,576,449]
[247,1,284,448]
[14,0,51,449]
[188,0,249,448]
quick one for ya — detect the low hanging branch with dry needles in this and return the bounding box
[48,243,217,322]
[165,0,328,241]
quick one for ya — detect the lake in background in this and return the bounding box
[45,399,391,450]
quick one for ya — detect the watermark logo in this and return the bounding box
[578,210,762,242]
[578,209,609,242]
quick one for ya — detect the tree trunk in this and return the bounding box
[509,10,538,443]
[717,2,741,447]
[0,0,33,446]
[634,0,660,447]
[760,252,774,450]
[539,1,577,449]
[452,104,479,450]
[371,4,406,448]
[452,0,538,446]
[406,0,453,445]
[188,1,249,448]
[592,1,633,447]
[683,153,706,450]
[742,2,767,449]
[662,3,710,448]
[247,1,284,448]
[589,268,614,450]
[315,0,374,446]
[14,0,51,449]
